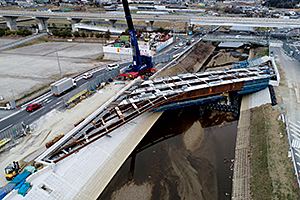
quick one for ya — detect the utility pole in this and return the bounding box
[55,46,62,79]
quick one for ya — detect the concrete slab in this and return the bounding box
[47,43,103,59]
[3,42,76,56]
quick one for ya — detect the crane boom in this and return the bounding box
[122,0,142,71]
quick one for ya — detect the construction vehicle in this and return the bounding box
[5,161,21,181]
[121,0,154,78]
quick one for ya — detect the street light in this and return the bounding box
[55,46,63,79]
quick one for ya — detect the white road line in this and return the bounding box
[0,124,12,133]
[0,108,25,123]
[29,107,45,116]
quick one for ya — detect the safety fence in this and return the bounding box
[63,69,120,106]
[152,53,174,64]
[0,122,30,143]
[283,43,300,62]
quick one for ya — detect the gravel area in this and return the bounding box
[0,40,104,102]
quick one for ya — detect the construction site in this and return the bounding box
[0,3,299,198]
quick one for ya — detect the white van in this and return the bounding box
[107,63,120,71]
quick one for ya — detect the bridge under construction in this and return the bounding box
[40,57,278,164]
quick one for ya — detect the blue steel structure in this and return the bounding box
[122,0,153,73]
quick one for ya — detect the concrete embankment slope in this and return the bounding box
[232,88,271,199]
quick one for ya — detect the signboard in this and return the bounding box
[103,45,152,56]
[156,37,174,52]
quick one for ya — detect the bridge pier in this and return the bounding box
[67,17,82,32]
[105,19,117,28]
[145,20,154,31]
[35,17,49,31]
[2,16,18,31]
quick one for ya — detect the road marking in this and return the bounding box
[0,108,25,123]
[29,107,45,116]
[0,124,12,133]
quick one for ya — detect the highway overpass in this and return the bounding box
[1,10,300,31]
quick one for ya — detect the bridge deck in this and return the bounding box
[42,59,276,163]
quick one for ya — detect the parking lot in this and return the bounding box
[0,41,104,102]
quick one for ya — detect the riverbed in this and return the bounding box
[98,105,237,200]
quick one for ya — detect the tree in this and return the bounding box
[52,23,56,28]
[81,31,86,37]
[90,31,94,37]
[20,27,32,36]
[95,32,101,38]
[156,27,165,32]
[74,31,80,37]
[64,24,68,29]
[104,29,111,39]
[52,28,59,36]
[0,28,5,37]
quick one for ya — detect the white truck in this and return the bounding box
[50,78,76,96]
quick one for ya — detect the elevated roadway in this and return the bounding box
[202,35,268,46]
[1,10,300,31]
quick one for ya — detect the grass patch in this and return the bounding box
[250,106,273,199]
[257,49,269,58]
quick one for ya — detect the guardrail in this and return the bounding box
[285,115,300,189]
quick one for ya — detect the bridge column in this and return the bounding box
[105,19,117,28]
[35,17,49,31]
[67,17,82,32]
[2,16,18,31]
[145,20,154,31]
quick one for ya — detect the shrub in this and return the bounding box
[73,31,80,37]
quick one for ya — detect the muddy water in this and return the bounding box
[98,106,237,200]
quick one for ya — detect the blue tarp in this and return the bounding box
[0,169,33,200]
[14,179,26,190]
[18,182,31,197]
[0,184,16,200]
[9,171,31,185]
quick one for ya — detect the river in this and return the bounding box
[98,105,237,200]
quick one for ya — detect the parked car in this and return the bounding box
[178,42,183,46]
[107,63,120,71]
[83,73,92,79]
[26,103,42,112]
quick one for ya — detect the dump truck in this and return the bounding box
[50,78,76,96]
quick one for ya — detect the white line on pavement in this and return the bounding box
[0,124,12,133]
[0,108,25,123]
[29,107,45,116]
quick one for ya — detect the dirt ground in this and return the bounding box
[156,42,215,78]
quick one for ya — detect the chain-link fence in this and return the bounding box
[283,42,300,62]
[0,122,30,142]
[63,69,120,106]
